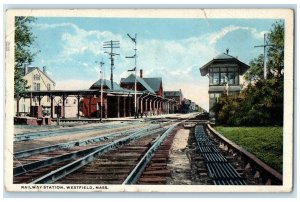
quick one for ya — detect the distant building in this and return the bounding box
[164,90,183,112]
[120,69,164,97]
[190,102,196,111]
[181,98,191,113]
[82,79,132,118]
[199,50,249,117]
[15,66,56,116]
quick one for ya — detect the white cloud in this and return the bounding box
[46,71,53,76]
[32,22,78,30]
[208,25,267,45]
[34,22,265,111]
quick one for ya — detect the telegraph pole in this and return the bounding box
[254,33,274,79]
[126,33,138,118]
[103,40,120,90]
[99,59,104,121]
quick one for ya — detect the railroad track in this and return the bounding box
[194,125,246,185]
[205,124,283,185]
[55,130,165,184]
[13,128,140,179]
[14,126,150,160]
[13,115,283,186]
[14,121,143,142]
[14,120,182,184]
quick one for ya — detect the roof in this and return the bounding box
[143,77,162,93]
[214,53,236,60]
[164,90,182,97]
[17,89,143,98]
[90,79,135,93]
[199,53,250,76]
[16,67,36,76]
[120,74,155,94]
[18,67,56,84]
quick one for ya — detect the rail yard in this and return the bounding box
[12,113,282,186]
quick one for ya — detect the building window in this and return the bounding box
[235,74,239,85]
[209,67,239,85]
[66,99,68,104]
[47,83,51,90]
[34,74,40,80]
[228,72,235,84]
[73,99,76,104]
[210,93,221,99]
[32,82,40,91]
[212,73,220,85]
[220,73,227,84]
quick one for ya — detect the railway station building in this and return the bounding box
[164,90,183,113]
[79,69,179,118]
[82,79,135,118]
[14,67,183,122]
[199,51,249,117]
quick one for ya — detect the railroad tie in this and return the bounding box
[194,125,246,185]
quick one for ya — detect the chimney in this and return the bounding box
[43,66,47,74]
[226,49,229,54]
[140,69,143,78]
[24,63,28,75]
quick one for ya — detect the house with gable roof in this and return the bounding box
[15,66,56,116]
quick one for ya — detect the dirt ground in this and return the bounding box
[166,128,192,185]
[167,127,213,185]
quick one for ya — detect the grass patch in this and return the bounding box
[213,126,283,173]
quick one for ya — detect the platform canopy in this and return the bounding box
[199,53,250,76]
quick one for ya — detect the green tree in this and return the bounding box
[212,20,284,126]
[267,20,284,78]
[14,16,37,96]
[244,54,264,82]
[245,20,284,82]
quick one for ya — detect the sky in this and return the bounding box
[28,17,279,110]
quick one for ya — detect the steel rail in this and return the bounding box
[14,124,166,176]
[14,122,143,142]
[195,125,246,185]
[14,126,147,159]
[29,123,170,184]
[123,120,188,185]
[14,131,135,176]
[207,124,283,185]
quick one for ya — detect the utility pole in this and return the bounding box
[254,33,274,79]
[126,33,138,118]
[99,59,104,121]
[103,40,120,90]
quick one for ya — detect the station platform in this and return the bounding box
[51,113,199,122]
